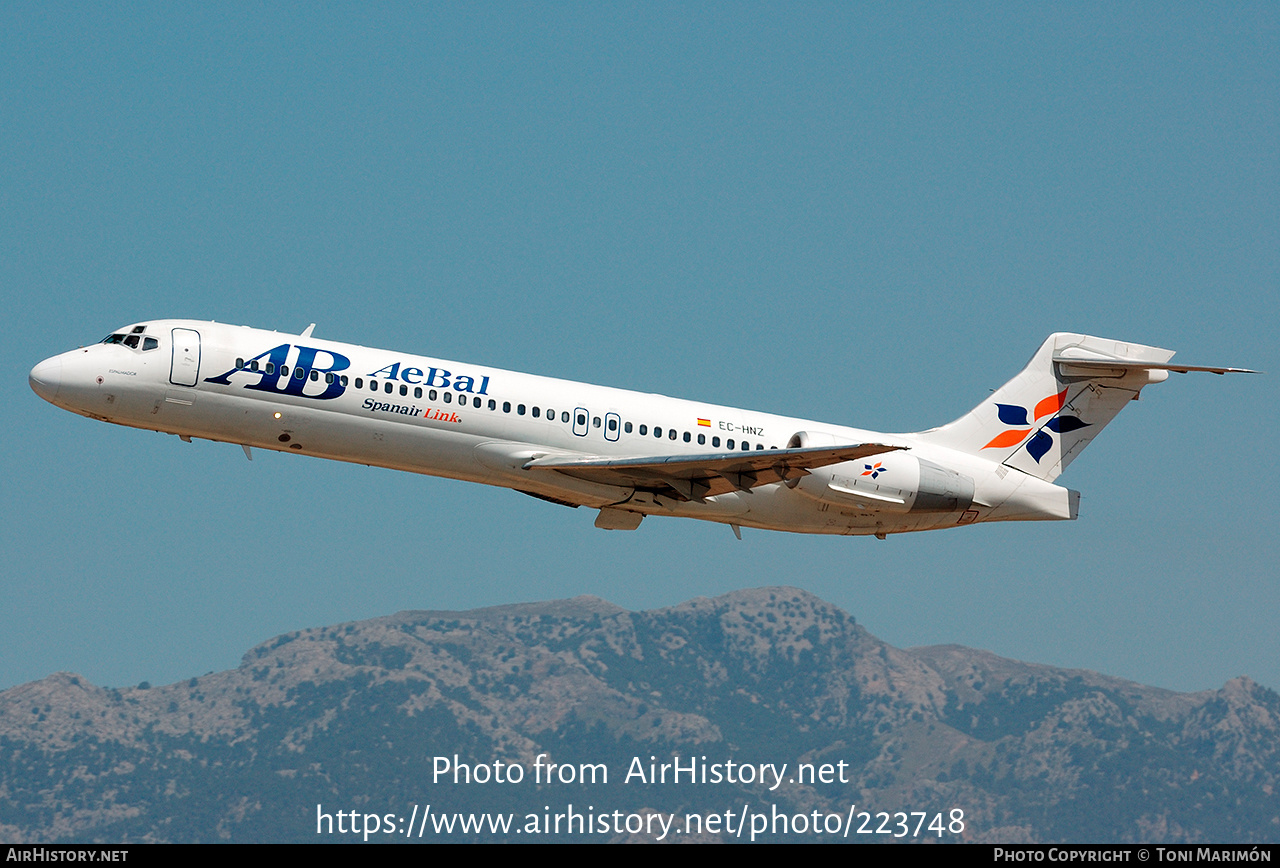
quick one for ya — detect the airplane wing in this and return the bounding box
[524,443,904,502]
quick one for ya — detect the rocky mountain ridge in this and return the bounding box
[1,587,1275,842]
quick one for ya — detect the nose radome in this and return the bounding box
[29,356,63,403]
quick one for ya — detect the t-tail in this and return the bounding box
[914,333,1252,483]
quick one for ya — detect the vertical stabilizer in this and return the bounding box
[914,334,1177,482]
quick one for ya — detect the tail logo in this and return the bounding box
[983,388,1090,463]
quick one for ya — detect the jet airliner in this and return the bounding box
[28,321,1249,538]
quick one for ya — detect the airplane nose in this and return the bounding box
[29,356,63,403]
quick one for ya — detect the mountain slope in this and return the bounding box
[1,587,1275,843]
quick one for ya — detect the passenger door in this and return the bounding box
[169,328,201,386]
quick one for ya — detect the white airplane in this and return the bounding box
[29,321,1249,539]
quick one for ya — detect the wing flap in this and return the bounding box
[524,443,904,502]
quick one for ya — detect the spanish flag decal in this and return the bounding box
[697,418,711,427]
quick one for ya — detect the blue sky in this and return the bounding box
[2,3,1276,695]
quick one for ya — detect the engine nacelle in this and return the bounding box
[786,432,974,515]
[787,430,839,450]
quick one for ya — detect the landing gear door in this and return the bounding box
[170,328,201,386]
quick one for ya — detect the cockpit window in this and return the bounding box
[101,328,158,350]
[102,331,159,350]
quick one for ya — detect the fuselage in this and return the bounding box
[29,319,1077,537]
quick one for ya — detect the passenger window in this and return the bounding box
[430,390,438,400]
[517,404,526,416]
[712,436,720,447]
[236,358,245,369]
[624,422,632,433]
[280,365,289,377]
[654,427,662,438]
[295,368,306,380]
[683,431,690,442]
[399,384,407,396]
[503,401,511,413]
[414,387,422,398]
[742,442,750,450]
[532,407,541,418]
[697,433,705,445]
[312,371,321,382]
[370,379,378,391]
[325,373,334,384]
[639,425,648,435]
[384,381,393,393]
[444,392,452,403]
[263,362,272,374]
[488,399,496,410]
[727,439,735,449]
[339,375,348,386]
[669,429,677,440]
[757,444,765,450]
[593,417,601,428]
[561,411,569,423]
[473,397,481,408]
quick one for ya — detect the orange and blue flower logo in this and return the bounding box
[861,462,886,480]
[983,388,1090,463]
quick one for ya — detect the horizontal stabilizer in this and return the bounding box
[1052,351,1256,376]
[525,443,903,502]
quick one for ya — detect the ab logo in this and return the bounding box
[204,344,351,400]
